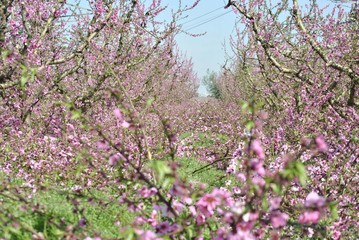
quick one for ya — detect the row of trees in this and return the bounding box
[1,0,358,238]
[206,1,358,104]
[1,0,201,238]
[204,0,358,237]
[1,0,198,127]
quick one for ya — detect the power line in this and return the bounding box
[65,3,91,12]
[181,6,224,25]
[63,2,232,32]
[184,10,232,32]
[59,13,92,18]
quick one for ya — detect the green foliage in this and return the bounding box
[177,157,234,190]
[151,159,174,187]
[19,65,36,90]
[0,187,134,239]
[179,132,192,140]
[329,201,339,220]
[202,70,221,99]
[281,160,308,186]
[0,154,235,239]
[181,131,229,149]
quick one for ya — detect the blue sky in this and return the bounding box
[159,0,238,95]
[169,0,237,78]
[68,0,236,79]
[166,0,351,76]
[68,0,237,95]
[68,0,353,95]
[157,0,349,95]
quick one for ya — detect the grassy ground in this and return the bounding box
[178,157,229,189]
[1,187,134,239]
[1,157,228,239]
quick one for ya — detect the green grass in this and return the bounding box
[0,156,232,239]
[177,157,229,190]
[0,187,134,239]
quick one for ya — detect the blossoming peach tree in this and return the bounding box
[0,0,357,239]
[212,0,358,237]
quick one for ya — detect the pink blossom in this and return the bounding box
[228,229,256,240]
[137,186,158,198]
[121,121,130,128]
[213,228,226,240]
[269,197,282,211]
[252,176,265,187]
[226,160,237,174]
[196,193,220,217]
[308,227,314,237]
[134,216,146,225]
[250,158,265,176]
[232,186,241,195]
[242,211,258,223]
[298,210,321,224]
[78,218,86,227]
[114,108,123,121]
[250,140,265,160]
[189,205,197,216]
[236,220,256,233]
[147,210,158,227]
[332,230,341,240]
[172,200,184,213]
[154,204,174,218]
[109,154,120,166]
[230,201,244,215]
[137,230,157,240]
[128,202,144,212]
[156,221,171,234]
[301,137,311,147]
[236,173,246,181]
[314,135,328,152]
[271,211,289,228]
[196,213,206,225]
[170,180,191,203]
[96,140,109,150]
[223,212,234,224]
[212,188,233,205]
[169,223,179,233]
[305,192,326,208]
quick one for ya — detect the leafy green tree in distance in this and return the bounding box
[203,69,221,99]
